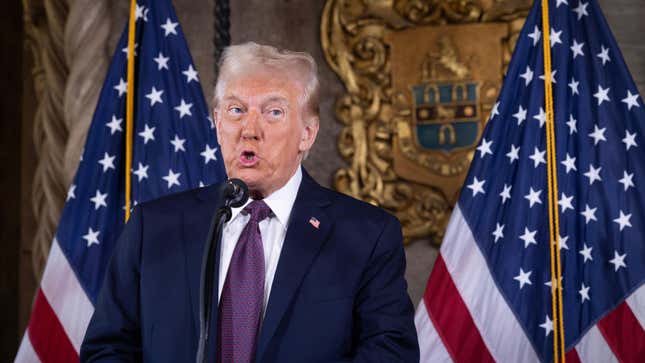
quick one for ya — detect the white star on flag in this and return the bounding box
[579,244,593,263]
[182,65,199,83]
[529,147,546,167]
[520,66,534,86]
[153,52,170,70]
[609,251,627,271]
[492,223,504,243]
[145,86,164,107]
[162,169,182,189]
[540,315,553,336]
[66,184,76,201]
[500,184,512,204]
[467,177,486,197]
[597,45,611,65]
[540,69,558,84]
[561,153,577,173]
[175,99,193,119]
[83,227,100,247]
[557,234,569,251]
[171,135,187,152]
[618,170,634,191]
[524,187,543,208]
[533,107,546,127]
[613,210,632,231]
[200,144,219,164]
[581,204,598,224]
[573,1,589,20]
[121,43,138,58]
[539,70,557,84]
[514,268,533,289]
[506,144,520,163]
[550,28,563,47]
[98,152,116,172]
[528,26,541,46]
[106,115,123,135]
[568,77,580,95]
[476,138,493,158]
[593,85,611,105]
[571,39,584,58]
[489,102,500,120]
[138,124,156,144]
[622,130,638,150]
[588,125,607,145]
[579,283,591,303]
[161,17,179,36]
[566,114,577,134]
[584,164,602,185]
[114,78,127,97]
[132,162,149,182]
[513,105,527,125]
[519,227,537,248]
[90,190,108,210]
[558,193,574,213]
[621,90,640,110]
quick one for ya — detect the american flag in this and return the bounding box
[15,0,226,361]
[415,1,644,362]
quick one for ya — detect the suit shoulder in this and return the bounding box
[137,183,219,214]
[323,187,399,226]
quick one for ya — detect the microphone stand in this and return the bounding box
[195,203,232,363]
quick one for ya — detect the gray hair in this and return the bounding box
[213,42,320,124]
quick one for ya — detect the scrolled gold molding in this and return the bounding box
[321,0,530,244]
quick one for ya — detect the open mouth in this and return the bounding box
[239,150,258,166]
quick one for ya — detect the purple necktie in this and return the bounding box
[218,200,272,363]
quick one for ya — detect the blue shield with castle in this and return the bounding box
[411,81,480,152]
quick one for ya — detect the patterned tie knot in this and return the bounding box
[242,199,273,223]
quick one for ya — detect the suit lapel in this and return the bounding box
[256,171,333,361]
[180,184,223,360]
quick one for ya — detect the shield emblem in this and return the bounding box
[411,81,480,152]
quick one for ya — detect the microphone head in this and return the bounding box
[221,178,249,208]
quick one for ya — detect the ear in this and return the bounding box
[298,117,319,153]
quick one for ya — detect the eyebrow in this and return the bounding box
[261,96,289,106]
[222,95,244,103]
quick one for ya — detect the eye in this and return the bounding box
[227,106,243,115]
[268,108,284,118]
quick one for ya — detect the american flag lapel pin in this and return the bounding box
[309,217,320,229]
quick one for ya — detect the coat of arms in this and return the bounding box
[321,0,532,244]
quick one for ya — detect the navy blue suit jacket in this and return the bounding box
[80,170,419,362]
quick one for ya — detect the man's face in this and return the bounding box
[214,69,318,198]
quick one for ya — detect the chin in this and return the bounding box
[228,168,263,186]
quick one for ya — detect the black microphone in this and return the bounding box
[196,178,249,363]
[219,178,249,208]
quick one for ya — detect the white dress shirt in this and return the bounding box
[217,166,303,313]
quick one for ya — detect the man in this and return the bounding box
[81,42,419,363]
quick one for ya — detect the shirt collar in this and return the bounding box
[228,166,303,228]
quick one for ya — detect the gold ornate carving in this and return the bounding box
[23,0,70,279]
[321,0,531,244]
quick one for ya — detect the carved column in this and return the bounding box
[23,0,70,280]
[22,0,111,282]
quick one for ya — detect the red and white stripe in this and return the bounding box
[415,205,645,362]
[15,239,94,363]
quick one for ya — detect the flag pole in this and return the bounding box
[125,0,137,222]
[541,0,566,361]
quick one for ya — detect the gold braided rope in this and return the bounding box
[125,0,137,222]
[541,0,566,361]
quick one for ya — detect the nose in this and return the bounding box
[241,109,261,140]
